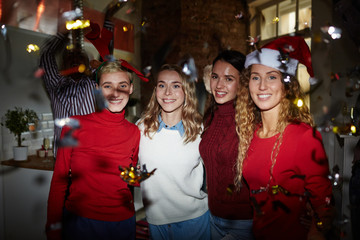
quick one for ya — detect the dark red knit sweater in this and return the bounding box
[199,101,253,219]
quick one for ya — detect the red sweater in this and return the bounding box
[243,123,332,240]
[199,101,253,219]
[46,109,140,229]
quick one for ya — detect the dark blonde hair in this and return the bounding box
[97,61,134,84]
[234,67,314,189]
[138,64,202,144]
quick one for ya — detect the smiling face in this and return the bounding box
[98,71,134,113]
[249,64,284,114]
[210,60,240,104]
[156,70,185,116]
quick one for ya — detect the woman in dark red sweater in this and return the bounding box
[199,50,254,239]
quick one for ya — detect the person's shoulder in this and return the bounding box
[70,114,85,121]
[286,122,323,143]
[135,119,145,130]
[124,119,141,132]
[78,76,96,85]
[70,113,94,124]
[75,112,96,119]
[287,122,312,133]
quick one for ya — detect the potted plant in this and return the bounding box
[2,107,39,160]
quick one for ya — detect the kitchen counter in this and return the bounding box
[1,155,54,171]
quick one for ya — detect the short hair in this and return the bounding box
[96,61,134,84]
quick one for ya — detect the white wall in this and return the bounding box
[0,26,53,240]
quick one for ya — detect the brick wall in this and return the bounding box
[140,0,249,109]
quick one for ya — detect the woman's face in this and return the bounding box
[98,71,133,113]
[249,64,284,113]
[156,70,185,115]
[210,60,240,104]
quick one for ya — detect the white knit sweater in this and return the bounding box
[138,123,208,225]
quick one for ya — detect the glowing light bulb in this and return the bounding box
[351,125,356,134]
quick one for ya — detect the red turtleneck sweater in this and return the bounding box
[46,109,140,230]
[199,101,253,219]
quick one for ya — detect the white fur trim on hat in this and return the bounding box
[245,48,299,76]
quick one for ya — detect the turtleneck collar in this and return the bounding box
[93,109,126,125]
[216,100,235,115]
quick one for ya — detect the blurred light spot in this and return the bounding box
[34,0,45,31]
[272,17,279,23]
[66,19,90,30]
[27,44,40,53]
[351,125,356,134]
[294,98,304,108]
[333,126,339,134]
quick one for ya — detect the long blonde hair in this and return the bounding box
[234,67,314,190]
[138,64,202,144]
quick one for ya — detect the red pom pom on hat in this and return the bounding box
[245,36,314,78]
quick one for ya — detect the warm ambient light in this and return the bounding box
[26,44,40,53]
[293,98,304,108]
[272,17,279,23]
[351,125,357,134]
[66,19,90,30]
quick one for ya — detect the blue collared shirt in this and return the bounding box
[157,115,185,137]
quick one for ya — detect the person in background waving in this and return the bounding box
[39,20,97,157]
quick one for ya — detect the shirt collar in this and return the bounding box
[157,114,185,137]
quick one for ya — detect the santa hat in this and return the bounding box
[85,22,149,82]
[245,36,314,79]
[85,21,113,60]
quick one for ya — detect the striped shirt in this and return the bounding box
[40,33,96,156]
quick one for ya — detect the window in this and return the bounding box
[261,5,277,40]
[278,0,297,36]
[256,0,312,40]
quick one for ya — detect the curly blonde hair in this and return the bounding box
[234,67,314,190]
[138,64,202,144]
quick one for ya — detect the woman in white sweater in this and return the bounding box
[137,64,209,239]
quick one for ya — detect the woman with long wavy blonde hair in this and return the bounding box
[137,64,209,239]
[235,36,333,240]
[139,64,202,143]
